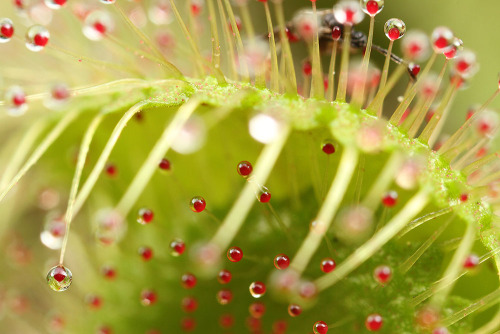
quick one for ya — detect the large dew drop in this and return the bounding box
[46,265,72,292]
[25,25,50,52]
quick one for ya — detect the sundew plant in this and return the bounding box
[1,0,500,333]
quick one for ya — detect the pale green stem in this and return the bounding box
[309,1,324,98]
[398,207,453,237]
[327,40,338,102]
[216,0,238,80]
[400,216,452,273]
[461,150,499,177]
[451,137,488,171]
[46,44,143,77]
[472,308,500,334]
[361,152,402,211]
[273,0,297,94]
[407,60,448,136]
[442,288,500,328]
[72,101,151,216]
[351,16,375,107]
[420,82,458,145]
[238,3,254,39]
[367,64,406,114]
[0,118,49,189]
[115,99,201,216]
[0,110,80,202]
[336,25,351,102]
[438,88,500,154]
[211,126,291,250]
[376,40,394,117]
[430,221,476,308]
[169,0,206,76]
[389,52,437,126]
[315,190,429,291]
[223,0,249,81]
[114,3,184,77]
[105,34,181,77]
[263,1,279,92]
[291,147,359,275]
[59,114,104,264]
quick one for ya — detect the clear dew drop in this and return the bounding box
[44,0,67,10]
[401,30,430,62]
[333,1,365,26]
[46,265,72,292]
[148,0,173,25]
[25,24,50,52]
[384,18,406,41]
[40,215,66,250]
[83,10,114,41]
[4,85,28,116]
[100,0,116,4]
[360,0,384,16]
[0,18,14,43]
[44,83,70,110]
[431,26,454,53]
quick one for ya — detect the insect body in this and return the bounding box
[276,9,417,79]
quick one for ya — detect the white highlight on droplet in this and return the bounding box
[249,114,282,144]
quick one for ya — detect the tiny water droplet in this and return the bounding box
[218,269,232,284]
[25,25,50,52]
[46,265,72,292]
[181,296,198,312]
[83,10,114,41]
[249,281,266,298]
[365,314,383,331]
[361,0,384,16]
[320,258,336,273]
[313,320,328,334]
[249,302,266,318]
[274,254,290,270]
[322,141,336,155]
[44,0,67,10]
[463,254,479,269]
[216,289,233,305]
[443,37,463,59]
[227,246,243,262]
[288,304,302,317]
[381,191,398,207]
[256,186,271,203]
[4,85,28,116]
[237,161,253,177]
[373,265,392,285]
[181,273,197,289]
[137,208,154,224]
[190,196,206,213]
[40,215,66,250]
[100,0,116,4]
[0,18,14,43]
[140,289,157,306]
[170,238,185,256]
